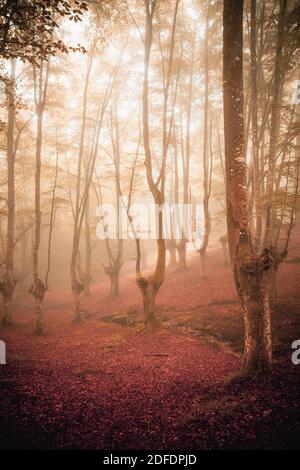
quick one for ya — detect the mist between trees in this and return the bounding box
[95,200,206,242]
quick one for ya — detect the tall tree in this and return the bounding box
[70,44,123,322]
[137,0,179,325]
[29,59,50,335]
[264,0,287,249]
[70,50,94,321]
[198,2,212,277]
[1,59,16,325]
[176,31,194,271]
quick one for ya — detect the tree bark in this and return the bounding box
[105,261,123,298]
[223,0,272,376]
[30,60,50,335]
[166,240,177,269]
[176,32,194,270]
[2,59,16,326]
[70,53,93,321]
[250,0,262,251]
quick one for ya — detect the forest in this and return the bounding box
[0,0,300,452]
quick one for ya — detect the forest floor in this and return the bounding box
[0,239,300,449]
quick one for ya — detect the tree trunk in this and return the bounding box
[137,0,177,324]
[199,3,211,278]
[177,238,186,270]
[84,191,91,296]
[73,289,81,323]
[143,282,156,325]
[250,0,262,251]
[2,59,16,326]
[264,0,287,248]
[32,106,43,334]
[110,267,120,298]
[70,53,93,321]
[177,31,194,271]
[237,245,272,374]
[34,299,44,336]
[219,234,229,266]
[223,0,272,376]
[141,242,148,270]
[166,240,177,269]
[104,260,122,298]
[137,278,159,325]
[269,266,278,308]
[20,214,29,288]
[31,61,50,335]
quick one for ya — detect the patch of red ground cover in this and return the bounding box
[0,240,300,449]
[0,322,240,449]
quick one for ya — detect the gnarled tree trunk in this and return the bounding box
[136,0,179,324]
[223,0,272,376]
